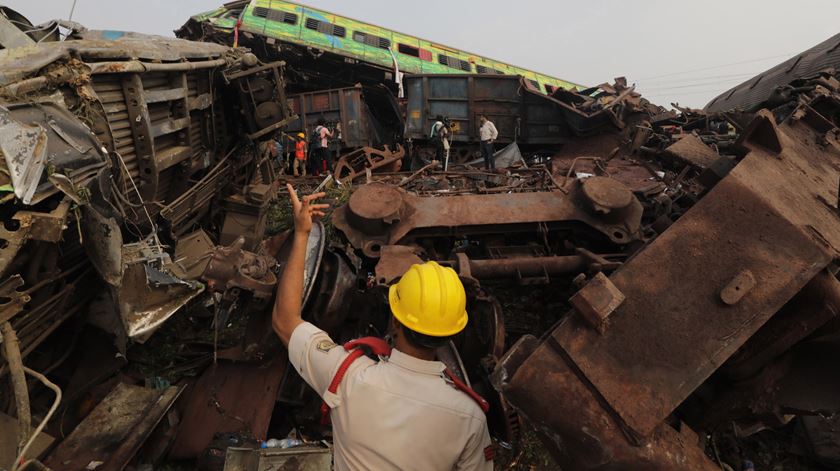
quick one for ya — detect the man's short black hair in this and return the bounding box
[317,117,326,126]
[435,115,443,121]
[395,317,451,349]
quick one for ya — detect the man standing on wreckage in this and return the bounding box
[271,184,494,470]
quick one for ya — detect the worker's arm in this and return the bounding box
[272,184,329,346]
[455,418,494,470]
[490,122,498,141]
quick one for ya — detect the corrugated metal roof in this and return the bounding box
[705,32,840,112]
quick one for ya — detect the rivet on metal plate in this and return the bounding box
[720,270,756,305]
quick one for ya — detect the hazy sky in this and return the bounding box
[7,0,840,108]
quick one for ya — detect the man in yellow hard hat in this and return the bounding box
[272,184,493,471]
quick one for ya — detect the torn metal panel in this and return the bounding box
[0,102,109,205]
[80,203,123,286]
[661,133,720,169]
[0,106,47,204]
[115,241,204,342]
[43,382,183,471]
[0,9,35,49]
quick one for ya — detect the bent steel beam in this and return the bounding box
[496,100,840,468]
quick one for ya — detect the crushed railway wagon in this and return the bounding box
[0,10,296,469]
[287,84,402,149]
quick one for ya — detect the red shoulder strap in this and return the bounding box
[343,337,392,357]
[320,337,392,425]
[320,338,489,425]
[444,368,490,413]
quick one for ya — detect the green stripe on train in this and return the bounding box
[190,0,584,92]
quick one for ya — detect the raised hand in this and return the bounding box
[287,183,329,235]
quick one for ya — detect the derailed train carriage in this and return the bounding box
[0,11,298,467]
[178,0,582,95]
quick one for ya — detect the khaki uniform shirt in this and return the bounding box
[289,322,494,471]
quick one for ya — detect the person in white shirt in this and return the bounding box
[478,115,498,170]
[272,185,494,471]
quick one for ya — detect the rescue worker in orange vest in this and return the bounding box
[293,132,307,177]
[272,184,494,471]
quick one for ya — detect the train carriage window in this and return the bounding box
[305,18,346,37]
[253,7,298,25]
[398,43,420,57]
[398,44,433,61]
[438,54,472,72]
[545,84,556,94]
[353,31,391,50]
[476,65,503,75]
[528,79,540,89]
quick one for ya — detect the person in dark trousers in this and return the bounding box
[430,115,449,162]
[478,115,498,170]
[293,132,307,177]
[314,118,334,175]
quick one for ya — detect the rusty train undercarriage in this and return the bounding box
[1,6,840,471]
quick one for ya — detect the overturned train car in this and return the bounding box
[0,13,292,438]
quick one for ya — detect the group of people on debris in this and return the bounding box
[263,118,336,177]
[265,114,500,177]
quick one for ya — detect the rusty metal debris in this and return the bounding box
[0,4,839,471]
[44,382,183,470]
[333,144,405,183]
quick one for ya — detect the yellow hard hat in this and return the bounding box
[298,132,305,138]
[389,261,468,337]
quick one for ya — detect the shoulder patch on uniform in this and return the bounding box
[484,445,495,462]
[316,339,338,353]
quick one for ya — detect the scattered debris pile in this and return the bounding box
[1,4,840,471]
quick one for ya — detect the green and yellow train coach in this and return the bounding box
[187,0,583,95]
